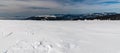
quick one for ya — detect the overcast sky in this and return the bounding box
[0,0,120,17]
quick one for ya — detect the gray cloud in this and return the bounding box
[27,7,51,10]
[0,0,120,17]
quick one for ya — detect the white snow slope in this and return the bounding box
[0,20,120,53]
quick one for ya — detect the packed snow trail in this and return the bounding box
[0,20,120,53]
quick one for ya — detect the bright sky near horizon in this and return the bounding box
[0,0,120,17]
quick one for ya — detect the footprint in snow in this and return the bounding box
[2,40,78,53]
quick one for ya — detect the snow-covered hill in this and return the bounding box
[0,20,120,53]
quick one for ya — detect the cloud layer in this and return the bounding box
[0,0,120,17]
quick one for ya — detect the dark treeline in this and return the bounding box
[78,14,120,20]
[26,14,120,20]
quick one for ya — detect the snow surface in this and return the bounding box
[0,20,120,53]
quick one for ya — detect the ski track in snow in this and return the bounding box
[0,20,120,53]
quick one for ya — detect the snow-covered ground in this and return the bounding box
[0,20,120,53]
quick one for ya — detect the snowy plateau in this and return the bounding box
[0,20,120,53]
